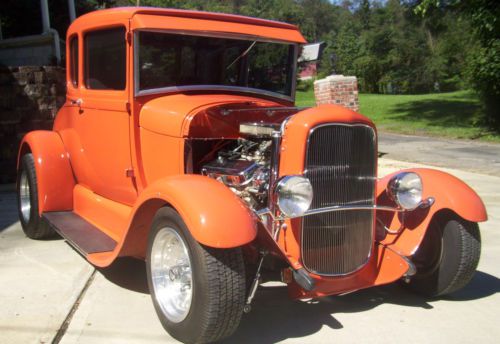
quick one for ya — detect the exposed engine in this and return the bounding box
[201,123,277,210]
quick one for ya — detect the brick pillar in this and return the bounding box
[314,75,359,112]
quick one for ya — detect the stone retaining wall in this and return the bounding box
[0,66,65,183]
[314,75,359,111]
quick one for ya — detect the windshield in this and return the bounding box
[136,31,297,98]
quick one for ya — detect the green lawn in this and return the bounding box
[295,89,500,142]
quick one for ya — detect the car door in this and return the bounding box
[64,25,137,206]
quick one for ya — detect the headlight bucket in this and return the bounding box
[388,172,423,210]
[275,176,313,217]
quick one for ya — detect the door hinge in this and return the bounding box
[126,32,132,45]
[125,168,135,178]
[126,101,131,114]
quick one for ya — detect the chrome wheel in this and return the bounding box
[19,170,31,222]
[151,227,193,323]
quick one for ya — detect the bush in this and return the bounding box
[296,78,315,92]
[466,39,500,129]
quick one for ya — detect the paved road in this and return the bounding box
[1,158,499,344]
[379,132,500,176]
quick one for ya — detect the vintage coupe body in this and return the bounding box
[17,7,487,344]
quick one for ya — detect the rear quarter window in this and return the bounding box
[69,35,78,87]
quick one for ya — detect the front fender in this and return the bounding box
[17,131,75,214]
[124,175,257,251]
[377,168,487,256]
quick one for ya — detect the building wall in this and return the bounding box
[0,66,65,183]
[299,61,318,80]
[314,75,359,112]
[0,34,56,67]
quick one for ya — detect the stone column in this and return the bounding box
[314,75,359,112]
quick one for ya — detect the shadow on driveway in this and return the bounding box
[99,256,499,344]
[99,257,149,294]
[225,271,499,343]
[0,191,19,232]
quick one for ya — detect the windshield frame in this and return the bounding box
[133,29,299,102]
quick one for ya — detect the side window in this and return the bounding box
[69,36,78,87]
[84,27,126,90]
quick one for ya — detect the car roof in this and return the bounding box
[70,7,306,44]
[74,6,301,31]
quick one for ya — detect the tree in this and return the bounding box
[416,0,500,128]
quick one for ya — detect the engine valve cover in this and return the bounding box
[202,159,259,187]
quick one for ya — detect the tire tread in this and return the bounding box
[18,153,55,239]
[406,215,481,297]
[198,246,245,343]
[438,220,480,296]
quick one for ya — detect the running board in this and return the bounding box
[42,211,117,255]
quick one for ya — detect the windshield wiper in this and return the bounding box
[225,41,257,70]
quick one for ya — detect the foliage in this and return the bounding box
[415,0,500,128]
[2,0,496,129]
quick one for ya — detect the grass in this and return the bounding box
[295,89,500,142]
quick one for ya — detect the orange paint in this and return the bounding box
[17,8,487,300]
[377,168,487,257]
[73,184,131,242]
[88,175,258,267]
[288,243,410,299]
[132,14,307,43]
[18,131,75,214]
[276,104,377,277]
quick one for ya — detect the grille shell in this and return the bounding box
[302,124,377,276]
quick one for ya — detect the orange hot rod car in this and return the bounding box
[17,7,486,344]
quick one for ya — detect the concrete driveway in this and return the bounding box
[379,132,500,176]
[1,158,499,344]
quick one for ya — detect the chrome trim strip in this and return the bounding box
[256,201,437,221]
[290,44,298,100]
[301,123,377,277]
[300,204,402,217]
[258,204,402,221]
[268,130,282,221]
[220,106,306,115]
[133,31,140,96]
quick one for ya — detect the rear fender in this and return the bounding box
[119,175,257,258]
[17,131,75,214]
[377,168,487,256]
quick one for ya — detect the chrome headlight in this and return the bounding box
[388,172,423,210]
[275,176,313,217]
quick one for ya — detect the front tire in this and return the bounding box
[146,207,246,344]
[405,213,481,297]
[17,153,55,239]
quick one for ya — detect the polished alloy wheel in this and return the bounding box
[19,170,31,222]
[151,227,193,323]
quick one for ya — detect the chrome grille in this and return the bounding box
[302,124,376,275]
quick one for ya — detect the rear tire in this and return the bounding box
[17,153,55,239]
[405,214,481,297]
[146,207,246,344]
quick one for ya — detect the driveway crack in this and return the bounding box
[52,269,97,344]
